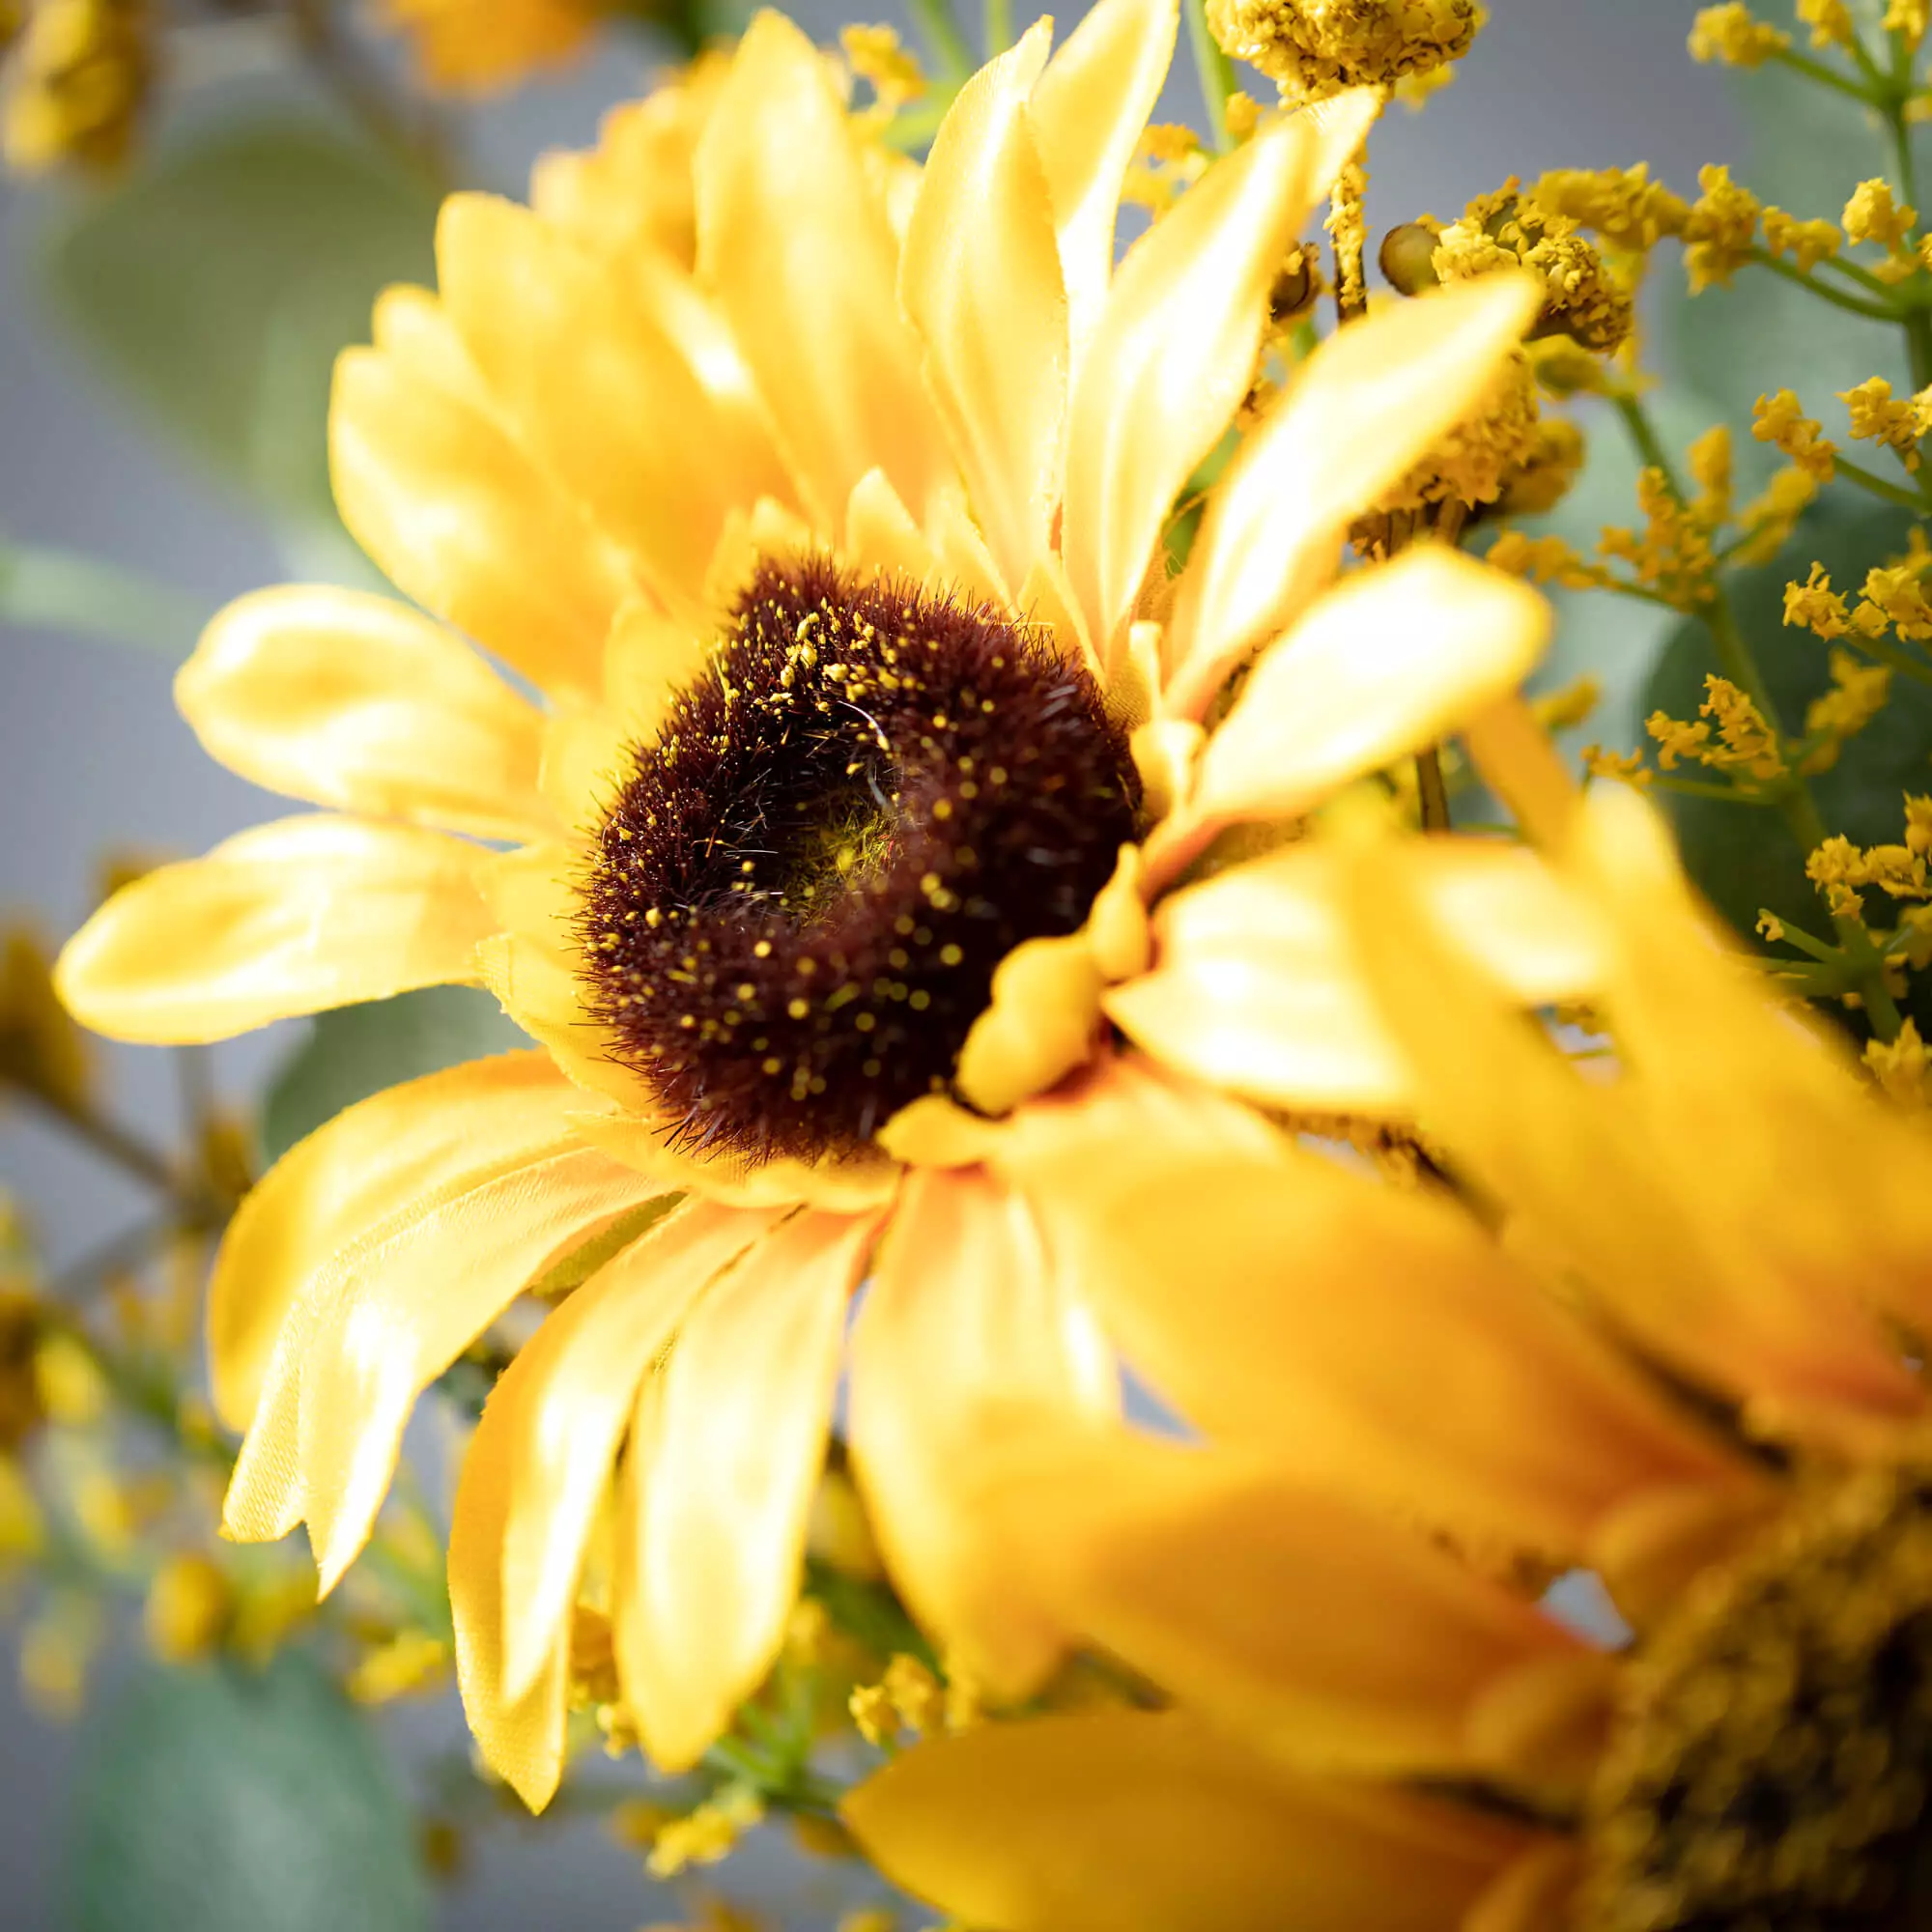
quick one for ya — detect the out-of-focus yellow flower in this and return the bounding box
[1797,0,1856,48]
[347,1629,452,1703]
[1760,205,1841,272]
[55,1,1572,1815]
[2,0,151,176]
[144,1551,234,1663]
[647,1785,765,1879]
[0,1453,43,1563]
[1689,2,1789,65]
[1844,177,1918,251]
[34,1327,106,1428]
[1206,0,1482,105]
[376,0,605,96]
[21,1596,101,1720]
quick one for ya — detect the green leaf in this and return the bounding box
[65,1651,430,1932]
[1639,499,1932,954]
[41,119,438,582]
[260,986,529,1167]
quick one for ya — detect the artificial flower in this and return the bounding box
[58,0,1567,1807]
[848,780,1932,1931]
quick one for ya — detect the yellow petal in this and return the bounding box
[1167,271,1543,720]
[1001,1126,1755,1558]
[622,1208,881,1768]
[602,595,710,731]
[56,816,493,1046]
[1463,695,1580,849]
[1114,838,1601,1114]
[1182,549,1549,831]
[844,466,946,584]
[490,1200,781,1704]
[331,343,632,700]
[296,1144,661,1593]
[1062,112,1341,655]
[843,1709,1537,1932]
[695,12,950,530]
[177,585,554,844]
[847,1167,1115,1690]
[448,1337,574,1812]
[208,1051,574,1434]
[436,194,786,615]
[369,284,494,408]
[924,482,1012,609]
[1030,0,1179,355]
[954,931,1107,1116]
[969,1422,1582,1777]
[900,23,1065,599]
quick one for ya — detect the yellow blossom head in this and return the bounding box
[1205,0,1482,106]
[1,0,151,176]
[1689,2,1790,65]
[375,0,604,96]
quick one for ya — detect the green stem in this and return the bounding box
[1879,84,1932,389]
[1647,774,1786,804]
[21,1085,187,1201]
[0,537,205,658]
[1182,0,1236,153]
[982,0,1013,57]
[1610,392,1905,1039]
[1833,451,1932,513]
[1816,250,1902,297]
[1853,631,1932,687]
[906,0,975,83]
[1771,43,1878,103]
[1747,248,1900,322]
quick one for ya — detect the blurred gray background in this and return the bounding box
[0,2,1738,1925]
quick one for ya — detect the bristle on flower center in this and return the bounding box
[576,554,1140,1165]
[1583,1462,1932,1932]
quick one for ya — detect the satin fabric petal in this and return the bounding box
[900,23,1065,599]
[1347,825,1927,1427]
[1061,106,1360,654]
[1182,549,1549,830]
[448,1344,574,1812]
[970,1422,1584,1776]
[998,1130,1757,1557]
[177,585,554,844]
[487,1200,783,1704]
[1166,271,1543,720]
[436,194,786,615]
[369,285,496,407]
[1029,0,1178,355]
[695,12,950,530]
[844,1709,1539,1932]
[622,1208,882,1768]
[846,1166,1116,1690]
[55,815,494,1045]
[1112,838,1603,1113]
[207,1052,571,1433]
[331,343,631,699]
[844,467,947,586]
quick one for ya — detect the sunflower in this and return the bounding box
[57,0,1567,1808]
[377,0,605,94]
[844,780,1932,1932]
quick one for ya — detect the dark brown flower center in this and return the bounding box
[576,554,1140,1165]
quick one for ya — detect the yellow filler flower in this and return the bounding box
[848,783,1932,1931]
[57,2,1559,1809]
[377,0,605,95]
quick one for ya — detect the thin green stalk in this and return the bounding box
[1882,105,1932,389]
[1182,0,1235,153]
[1833,451,1932,513]
[1646,774,1785,805]
[1771,43,1879,103]
[1611,393,1906,1039]
[1762,918,1848,964]
[907,0,975,84]
[1747,249,1900,322]
[0,537,205,658]
[1816,250,1903,298]
[1853,631,1932,687]
[983,0,1013,57]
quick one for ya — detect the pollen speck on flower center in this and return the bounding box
[576,554,1141,1165]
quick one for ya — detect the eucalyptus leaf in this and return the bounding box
[65,1651,429,1932]
[260,986,528,1168]
[1639,501,1932,967]
[41,120,437,573]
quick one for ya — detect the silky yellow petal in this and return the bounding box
[1030,0,1179,355]
[1062,112,1339,654]
[208,1051,573,1434]
[1114,838,1602,1114]
[624,1208,881,1768]
[924,482,1012,609]
[973,1423,1582,1778]
[847,1167,1115,1689]
[844,1709,1537,1932]
[538,704,633,836]
[369,284,494,409]
[1167,271,1543,720]
[437,194,785,614]
[56,816,492,1046]
[843,467,945,586]
[295,1144,661,1593]
[1015,549,1103,680]
[177,585,554,843]
[489,1200,780,1703]
[448,1340,573,1812]
[1182,549,1549,831]
[331,344,631,699]
[954,931,1106,1116]
[900,23,1065,599]
[695,12,950,529]
[602,596,710,733]
[1463,695,1579,849]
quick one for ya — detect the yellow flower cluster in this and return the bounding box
[1205,0,1482,105]
[1761,206,1842,272]
[1888,0,1930,51]
[841,24,926,117]
[1529,163,1690,252]
[1866,1018,1932,1106]
[1684,164,1762,293]
[1797,0,1856,47]
[1,0,149,176]
[1645,674,1787,783]
[1689,3,1790,66]
[1591,430,1732,610]
[1784,549,1932,647]
[1806,825,1931,919]
[1799,649,1891,770]
[1122,121,1208,217]
[1838,375,1932,466]
[375,0,601,96]
[1753,387,1836,482]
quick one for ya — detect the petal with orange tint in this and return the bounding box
[436,195,785,615]
[844,1709,1539,1932]
[178,585,554,843]
[55,816,493,1046]
[487,1200,782,1703]
[623,1208,882,1769]
[969,1422,1583,1777]
[844,468,945,585]
[1166,271,1543,720]
[1030,0,1178,354]
[900,24,1065,599]
[1062,105,1370,654]
[847,1167,1115,1690]
[207,1051,573,1434]
[331,345,630,699]
[1182,549,1549,830]
[695,13,950,529]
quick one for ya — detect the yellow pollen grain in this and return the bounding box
[909,990,931,1010]
[856,1012,877,1032]
[787,997,810,1019]
[932,799,952,820]
[762,1057,783,1075]
[735,982,755,1001]
[753,940,773,957]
